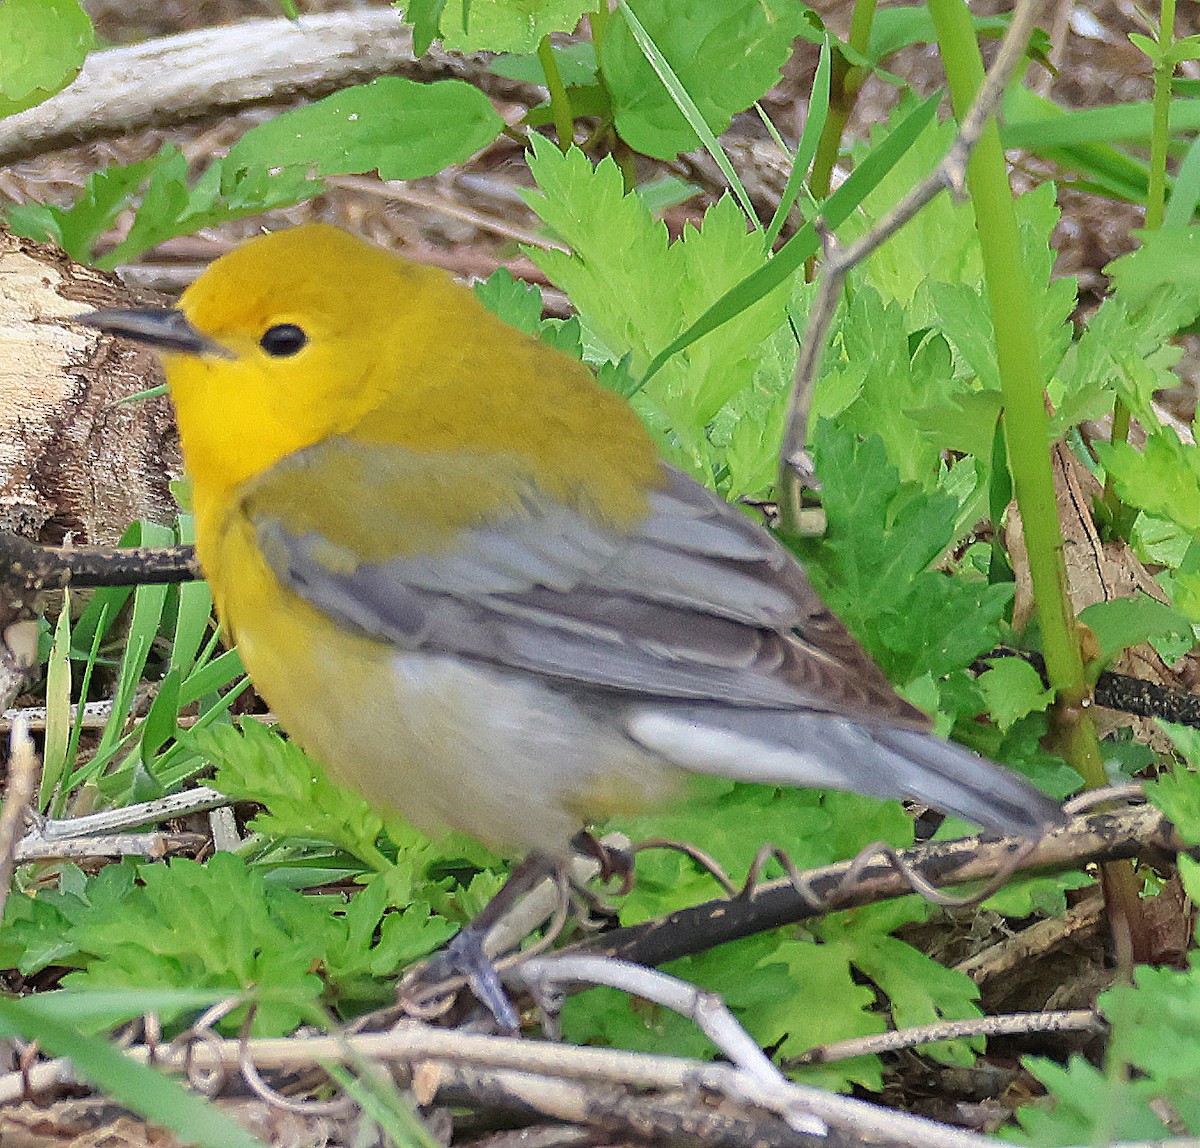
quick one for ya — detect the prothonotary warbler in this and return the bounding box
[81,224,1063,1021]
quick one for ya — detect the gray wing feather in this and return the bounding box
[247,444,926,721]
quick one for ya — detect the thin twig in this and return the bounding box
[0,718,40,921]
[780,0,1044,482]
[0,1022,997,1147]
[327,176,566,252]
[788,1009,1105,1066]
[518,955,806,1103]
[955,892,1106,985]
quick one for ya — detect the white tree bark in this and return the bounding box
[0,230,177,542]
[0,11,523,166]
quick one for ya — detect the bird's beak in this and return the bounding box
[77,307,233,358]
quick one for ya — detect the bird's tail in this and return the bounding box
[627,706,1066,838]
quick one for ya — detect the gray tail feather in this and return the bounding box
[635,706,1066,838]
[865,726,1066,837]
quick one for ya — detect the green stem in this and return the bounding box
[1103,0,1175,527]
[1146,0,1176,231]
[808,0,877,204]
[537,34,575,152]
[928,0,1149,962]
[590,3,609,69]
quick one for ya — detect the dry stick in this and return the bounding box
[569,805,1180,972]
[788,1009,1105,1066]
[326,176,567,253]
[0,12,534,166]
[779,0,1043,483]
[26,785,228,841]
[15,831,207,862]
[0,1023,996,1148]
[426,1064,822,1148]
[955,892,1106,985]
[518,956,810,1102]
[0,718,39,921]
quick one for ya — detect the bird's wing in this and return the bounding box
[240,436,927,726]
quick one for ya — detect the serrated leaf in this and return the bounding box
[798,423,1016,718]
[64,853,325,1035]
[473,267,545,336]
[523,138,792,484]
[1095,426,1200,535]
[399,0,449,54]
[201,721,390,868]
[976,658,1054,732]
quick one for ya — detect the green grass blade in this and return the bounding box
[40,598,73,811]
[170,514,214,679]
[764,37,833,249]
[1166,132,1200,227]
[0,996,268,1148]
[1003,96,1200,147]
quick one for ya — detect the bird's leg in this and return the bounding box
[400,850,561,1034]
[569,829,636,894]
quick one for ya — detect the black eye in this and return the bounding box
[260,323,307,357]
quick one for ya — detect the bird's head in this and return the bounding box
[80,224,448,494]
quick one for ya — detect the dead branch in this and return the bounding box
[0,12,539,167]
[571,805,1178,971]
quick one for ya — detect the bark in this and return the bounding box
[0,229,177,545]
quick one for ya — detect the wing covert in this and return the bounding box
[242,438,927,724]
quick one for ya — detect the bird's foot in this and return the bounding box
[398,851,563,1034]
[400,927,521,1034]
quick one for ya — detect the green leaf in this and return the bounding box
[399,0,449,55]
[1107,226,1200,312]
[473,267,545,336]
[639,90,940,384]
[818,911,982,1067]
[1077,593,1195,664]
[1096,426,1200,536]
[868,6,1049,64]
[1147,727,1200,844]
[1013,1054,1173,1144]
[431,0,591,52]
[602,0,810,161]
[64,852,326,1036]
[226,77,504,181]
[202,721,394,870]
[524,137,793,486]
[799,422,1013,695]
[0,996,268,1148]
[1004,98,1200,149]
[764,36,830,248]
[3,145,318,267]
[0,0,93,117]
[976,658,1054,733]
[491,42,597,85]
[5,151,167,262]
[1165,134,1200,228]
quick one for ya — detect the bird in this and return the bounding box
[80,223,1064,1026]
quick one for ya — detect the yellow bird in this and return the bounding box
[82,224,1061,1018]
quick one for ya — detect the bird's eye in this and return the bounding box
[260,323,307,357]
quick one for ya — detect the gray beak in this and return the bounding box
[77,308,232,358]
